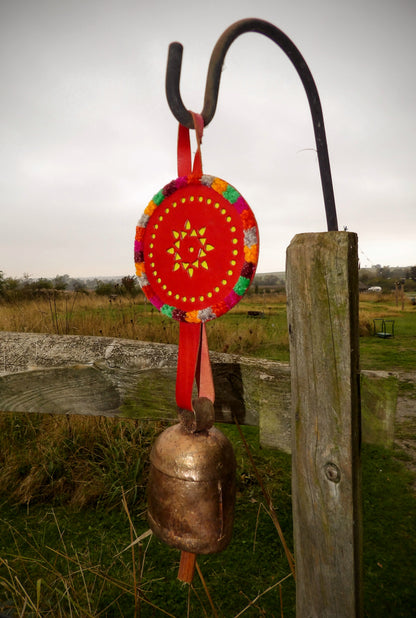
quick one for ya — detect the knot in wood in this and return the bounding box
[324,462,341,483]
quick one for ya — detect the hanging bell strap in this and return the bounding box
[177,111,203,178]
[175,113,215,423]
[176,113,215,584]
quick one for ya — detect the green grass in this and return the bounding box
[362,445,416,617]
[359,315,416,371]
[0,417,415,616]
[0,501,295,616]
[0,420,296,616]
[358,295,416,371]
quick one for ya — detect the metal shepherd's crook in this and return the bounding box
[165,17,339,232]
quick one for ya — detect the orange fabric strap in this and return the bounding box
[176,321,214,411]
[190,112,203,177]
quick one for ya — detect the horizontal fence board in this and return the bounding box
[0,332,281,426]
[0,332,398,449]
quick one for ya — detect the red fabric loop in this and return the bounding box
[177,112,204,178]
[175,113,213,413]
[177,123,192,177]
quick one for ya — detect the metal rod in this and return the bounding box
[165,18,338,231]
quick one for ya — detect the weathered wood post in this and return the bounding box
[286,231,362,617]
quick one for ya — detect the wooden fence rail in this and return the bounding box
[0,331,397,453]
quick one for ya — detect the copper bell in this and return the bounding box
[147,397,236,579]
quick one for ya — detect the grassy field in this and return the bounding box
[0,290,290,361]
[0,418,296,617]
[0,291,415,616]
[0,415,415,617]
[1,289,415,368]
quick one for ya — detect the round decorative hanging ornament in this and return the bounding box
[133,112,260,584]
[135,114,258,323]
[135,173,258,323]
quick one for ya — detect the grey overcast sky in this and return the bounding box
[1,0,415,279]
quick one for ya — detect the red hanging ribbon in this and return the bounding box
[177,112,204,177]
[177,123,191,177]
[175,113,214,413]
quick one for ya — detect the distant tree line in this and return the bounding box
[0,272,142,301]
[358,265,416,292]
[252,266,416,294]
[252,273,286,294]
[94,276,141,297]
[1,266,416,302]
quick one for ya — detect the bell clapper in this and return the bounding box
[178,550,197,583]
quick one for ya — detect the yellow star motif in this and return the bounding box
[167,219,214,277]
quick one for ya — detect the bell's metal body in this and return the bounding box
[148,421,236,554]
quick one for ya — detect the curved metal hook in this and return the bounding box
[166,18,338,231]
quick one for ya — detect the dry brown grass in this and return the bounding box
[3,289,411,357]
[0,291,290,358]
[0,292,287,332]
[0,413,158,508]
[0,292,167,339]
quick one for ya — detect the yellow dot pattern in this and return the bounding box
[146,191,243,303]
[135,174,259,323]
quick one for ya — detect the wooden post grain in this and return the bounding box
[286,232,362,617]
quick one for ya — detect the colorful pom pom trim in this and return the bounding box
[134,174,259,323]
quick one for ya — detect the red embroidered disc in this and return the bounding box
[134,174,259,323]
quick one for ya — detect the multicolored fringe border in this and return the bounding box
[134,174,259,323]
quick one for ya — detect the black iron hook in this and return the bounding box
[166,18,338,232]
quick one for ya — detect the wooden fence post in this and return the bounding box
[286,231,362,617]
